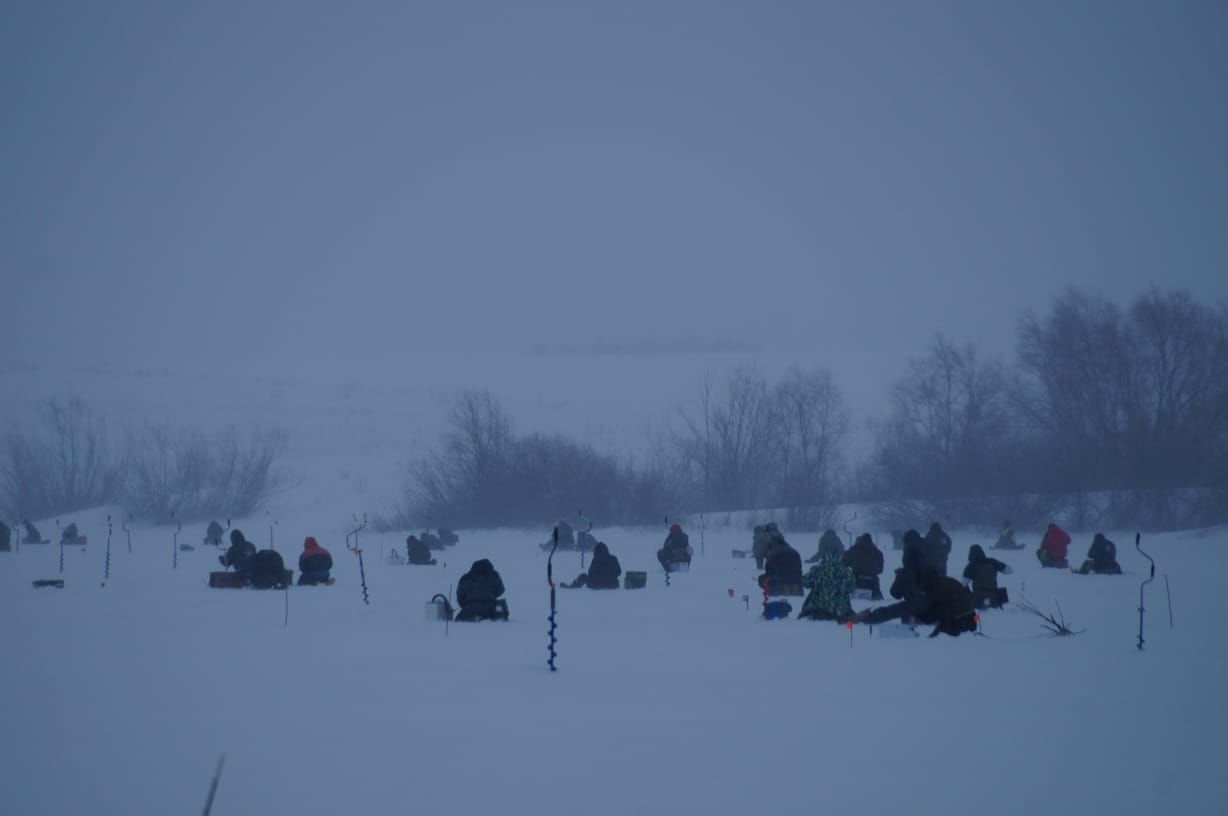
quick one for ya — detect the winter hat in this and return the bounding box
[303,536,323,553]
[670,523,681,533]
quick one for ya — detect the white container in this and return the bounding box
[425,595,452,622]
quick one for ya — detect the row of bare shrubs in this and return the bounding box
[1,398,287,523]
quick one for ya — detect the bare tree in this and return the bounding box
[873,335,1013,504]
[0,397,126,519]
[774,366,848,524]
[125,423,288,521]
[673,366,781,512]
[399,390,676,528]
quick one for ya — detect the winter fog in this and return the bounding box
[3,3,1228,815]
[5,1,1226,429]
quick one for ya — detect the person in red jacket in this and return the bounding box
[1036,523,1071,569]
[298,536,334,585]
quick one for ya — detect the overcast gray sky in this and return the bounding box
[3,0,1225,380]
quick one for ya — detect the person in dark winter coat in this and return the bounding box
[806,529,845,563]
[565,541,622,589]
[1037,523,1071,568]
[406,534,436,565]
[842,533,885,599]
[22,520,43,544]
[297,537,333,585]
[921,522,952,577]
[853,540,930,626]
[758,534,803,595]
[220,529,257,576]
[1075,533,1122,575]
[657,524,691,571]
[205,520,225,547]
[456,559,508,621]
[60,522,81,545]
[919,568,978,637]
[249,549,289,589]
[962,545,1012,609]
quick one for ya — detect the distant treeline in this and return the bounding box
[0,397,287,523]
[390,287,1228,532]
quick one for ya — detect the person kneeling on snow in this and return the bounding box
[22,520,44,544]
[842,533,885,599]
[657,524,691,571]
[918,568,978,637]
[297,537,333,585]
[852,541,930,626]
[456,559,508,621]
[565,541,622,589]
[1075,533,1121,575]
[406,534,436,565]
[205,520,225,547]
[797,551,855,621]
[962,545,1012,609]
[249,548,289,589]
[992,520,1021,550]
[806,528,845,563]
[220,529,257,577]
[758,534,803,595]
[1036,522,1071,568]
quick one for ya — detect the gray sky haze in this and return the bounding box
[3,1,1225,395]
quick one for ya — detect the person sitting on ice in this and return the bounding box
[918,567,978,637]
[657,523,692,571]
[219,529,257,577]
[842,533,885,599]
[456,559,508,621]
[962,545,1012,609]
[22,519,44,544]
[1075,533,1122,575]
[406,534,436,565]
[1036,522,1071,569]
[806,528,845,563]
[204,520,225,547]
[297,537,333,585]
[797,551,855,621]
[992,520,1022,550]
[60,522,81,545]
[249,548,289,589]
[564,541,622,589]
[758,533,803,595]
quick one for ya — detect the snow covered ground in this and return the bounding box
[1,510,1224,815]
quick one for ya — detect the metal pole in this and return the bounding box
[1164,574,1173,629]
